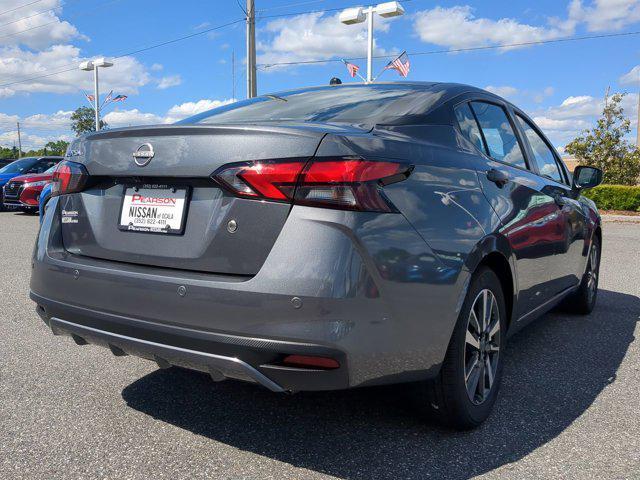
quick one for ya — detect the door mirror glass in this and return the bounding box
[573,166,603,190]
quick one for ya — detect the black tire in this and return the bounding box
[415,267,507,430]
[561,235,600,315]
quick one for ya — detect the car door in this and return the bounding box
[513,112,587,291]
[453,98,564,318]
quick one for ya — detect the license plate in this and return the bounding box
[119,185,189,234]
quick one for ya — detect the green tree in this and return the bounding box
[70,106,106,135]
[43,140,69,156]
[565,93,640,185]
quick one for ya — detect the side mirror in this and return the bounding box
[572,165,603,190]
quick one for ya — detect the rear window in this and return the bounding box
[180,84,445,125]
[0,157,38,174]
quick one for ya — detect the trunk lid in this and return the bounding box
[59,123,360,275]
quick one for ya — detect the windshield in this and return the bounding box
[0,157,38,175]
[181,84,444,126]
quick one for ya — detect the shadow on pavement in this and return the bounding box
[122,289,638,480]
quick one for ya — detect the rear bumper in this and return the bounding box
[33,293,346,392]
[30,196,469,391]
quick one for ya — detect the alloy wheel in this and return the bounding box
[464,289,501,405]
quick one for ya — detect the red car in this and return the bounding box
[2,165,57,212]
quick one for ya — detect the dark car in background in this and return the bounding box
[2,165,58,213]
[0,157,62,211]
[30,83,603,429]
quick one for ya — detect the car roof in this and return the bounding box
[269,81,504,103]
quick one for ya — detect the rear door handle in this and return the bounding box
[486,168,509,187]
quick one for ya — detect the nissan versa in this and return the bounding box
[30,83,603,429]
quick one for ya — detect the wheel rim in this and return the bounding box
[587,244,599,303]
[464,289,501,405]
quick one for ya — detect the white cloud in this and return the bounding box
[533,86,555,104]
[0,128,73,150]
[103,109,164,128]
[619,65,640,85]
[258,12,392,67]
[157,75,182,90]
[531,91,638,147]
[164,98,235,123]
[1,98,237,149]
[413,1,640,51]
[569,0,640,32]
[485,85,519,99]
[0,0,85,49]
[413,6,573,50]
[0,45,151,97]
[150,63,164,71]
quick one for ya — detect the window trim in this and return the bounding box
[453,102,488,156]
[513,111,570,187]
[454,98,532,173]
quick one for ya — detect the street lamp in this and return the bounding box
[79,57,114,131]
[339,1,404,83]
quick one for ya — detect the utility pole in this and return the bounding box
[16,121,22,158]
[232,50,236,100]
[246,0,257,98]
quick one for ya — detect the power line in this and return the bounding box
[259,30,640,68]
[0,0,45,17]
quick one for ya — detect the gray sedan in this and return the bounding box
[30,82,602,429]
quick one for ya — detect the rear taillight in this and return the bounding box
[212,157,411,213]
[51,160,89,197]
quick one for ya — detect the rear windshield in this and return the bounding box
[0,157,38,174]
[180,84,444,125]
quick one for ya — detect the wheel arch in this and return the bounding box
[464,235,517,330]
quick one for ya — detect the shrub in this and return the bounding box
[582,185,640,212]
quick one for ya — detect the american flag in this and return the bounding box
[342,60,360,78]
[111,94,128,102]
[102,90,113,106]
[384,51,410,77]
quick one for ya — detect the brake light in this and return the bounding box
[212,157,410,212]
[51,160,89,197]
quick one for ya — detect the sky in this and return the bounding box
[0,0,639,154]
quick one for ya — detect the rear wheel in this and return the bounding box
[562,235,600,315]
[415,267,506,429]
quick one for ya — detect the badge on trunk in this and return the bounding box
[133,143,154,166]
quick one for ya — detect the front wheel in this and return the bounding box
[415,267,506,429]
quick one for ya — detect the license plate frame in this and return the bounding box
[118,183,191,235]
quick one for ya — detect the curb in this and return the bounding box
[601,215,640,223]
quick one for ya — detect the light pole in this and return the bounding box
[79,57,114,131]
[339,1,404,83]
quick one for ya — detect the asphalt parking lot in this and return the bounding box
[1,211,638,480]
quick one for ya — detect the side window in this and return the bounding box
[454,103,485,153]
[515,115,564,184]
[469,102,527,169]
